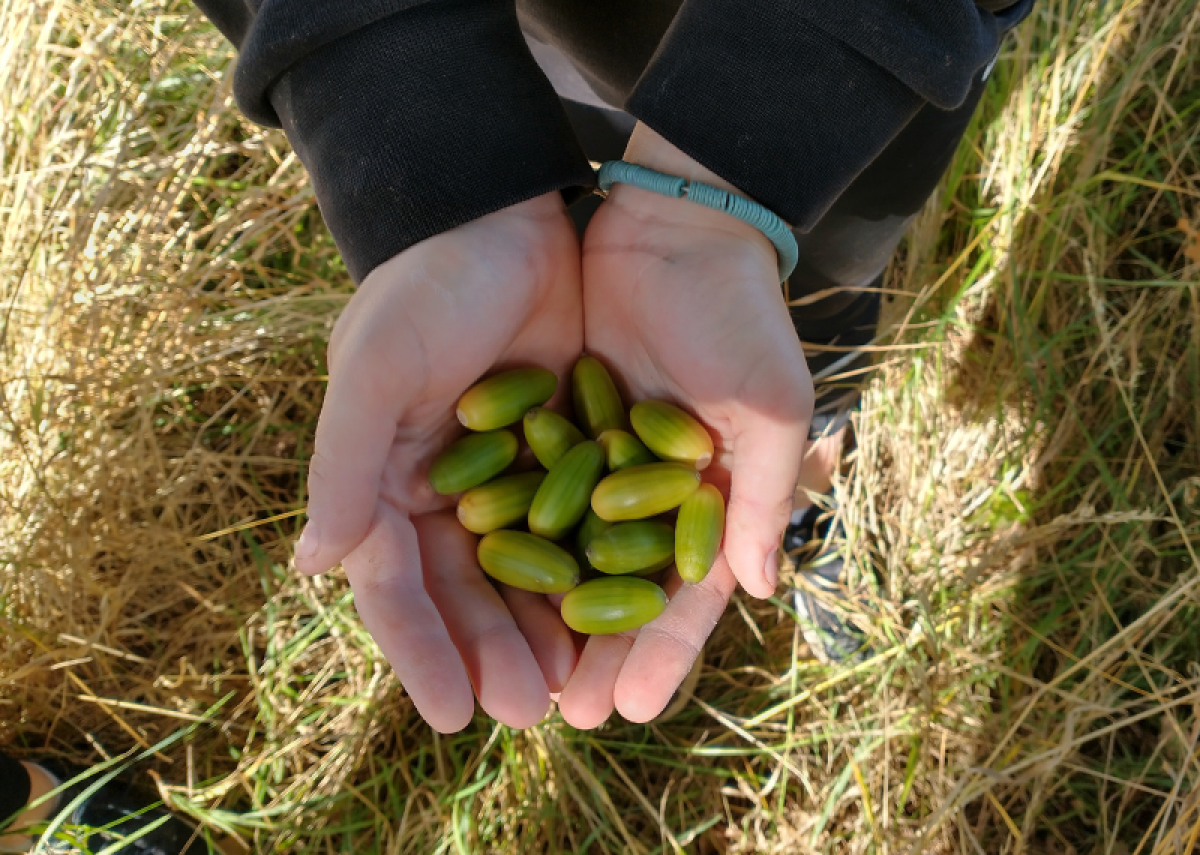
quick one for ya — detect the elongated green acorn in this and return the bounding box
[596,429,657,471]
[675,483,724,584]
[428,430,518,495]
[457,367,557,431]
[477,530,580,594]
[524,407,586,469]
[560,577,668,634]
[587,521,675,575]
[575,508,612,567]
[629,400,714,470]
[528,440,606,540]
[572,356,626,439]
[590,462,702,521]
[457,471,546,534]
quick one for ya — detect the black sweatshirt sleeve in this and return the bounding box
[194,0,594,283]
[624,0,1008,230]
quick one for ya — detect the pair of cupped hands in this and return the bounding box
[292,127,815,732]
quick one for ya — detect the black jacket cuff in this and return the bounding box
[265,0,594,282]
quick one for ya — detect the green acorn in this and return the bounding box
[456,367,557,431]
[590,462,701,521]
[630,400,714,470]
[457,471,547,534]
[587,521,675,576]
[524,407,586,469]
[477,530,580,594]
[560,577,668,634]
[572,356,626,438]
[428,430,518,495]
[528,440,606,540]
[675,483,724,584]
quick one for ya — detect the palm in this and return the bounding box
[560,188,814,726]
[583,221,787,447]
[352,221,583,520]
[298,194,584,732]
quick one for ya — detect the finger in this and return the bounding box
[613,557,737,722]
[725,406,810,599]
[418,513,551,729]
[295,359,410,575]
[342,507,475,733]
[556,631,637,730]
[502,587,578,693]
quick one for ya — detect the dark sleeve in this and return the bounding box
[625,0,1008,231]
[194,0,594,283]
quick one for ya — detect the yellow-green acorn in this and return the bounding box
[456,367,557,431]
[560,577,668,634]
[524,407,586,469]
[457,471,547,534]
[571,356,626,438]
[675,484,725,584]
[428,430,518,495]
[575,508,612,566]
[587,520,675,576]
[596,429,657,471]
[528,440,606,540]
[590,462,702,521]
[477,530,580,594]
[629,400,714,470]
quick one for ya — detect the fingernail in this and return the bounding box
[764,549,778,590]
[294,523,319,562]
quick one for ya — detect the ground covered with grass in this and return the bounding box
[2,0,1198,852]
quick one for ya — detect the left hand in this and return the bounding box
[557,125,815,727]
[297,193,583,732]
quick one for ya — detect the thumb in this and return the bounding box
[294,365,406,575]
[723,403,811,599]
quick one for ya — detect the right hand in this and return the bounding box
[558,126,815,727]
[294,192,583,733]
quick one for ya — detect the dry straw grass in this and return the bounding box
[2,0,1198,852]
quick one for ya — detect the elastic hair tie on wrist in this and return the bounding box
[596,160,799,282]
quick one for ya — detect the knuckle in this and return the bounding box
[641,618,706,665]
[640,588,726,659]
[784,375,816,421]
[729,488,793,526]
[473,620,525,653]
[306,449,332,491]
[685,584,729,632]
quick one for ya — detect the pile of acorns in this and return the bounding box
[428,356,724,636]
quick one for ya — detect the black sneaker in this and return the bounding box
[784,499,872,665]
[38,762,214,855]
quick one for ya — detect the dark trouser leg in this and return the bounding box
[0,749,33,825]
[789,73,992,439]
[791,0,1036,438]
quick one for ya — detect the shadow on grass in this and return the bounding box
[856,1,1200,849]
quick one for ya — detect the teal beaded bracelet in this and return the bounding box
[596,160,799,282]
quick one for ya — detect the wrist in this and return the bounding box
[443,190,571,257]
[501,190,569,222]
[602,125,784,271]
[621,125,742,196]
